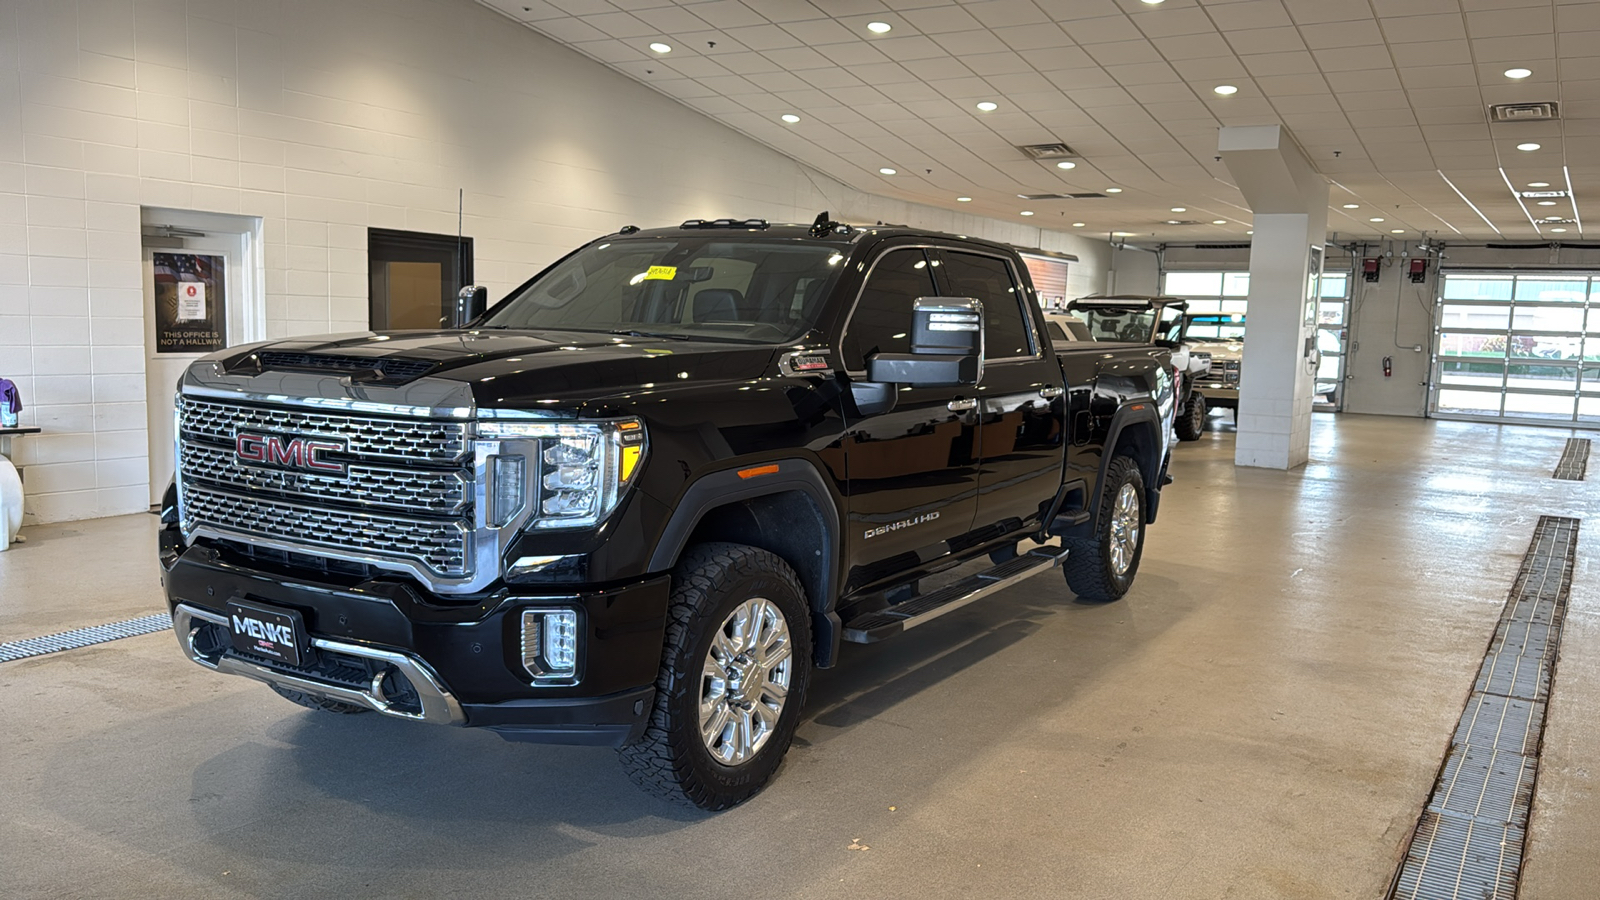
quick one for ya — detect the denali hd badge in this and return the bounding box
[864,510,939,540]
[235,432,347,475]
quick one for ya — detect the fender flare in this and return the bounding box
[647,457,842,604]
[1094,403,1164,523]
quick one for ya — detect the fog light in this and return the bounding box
[520,609,580,684]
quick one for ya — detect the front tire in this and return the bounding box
[1175,392,1207,441]
[618,542,813,810]
[1062,455,1147,602]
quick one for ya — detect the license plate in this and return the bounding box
[226,599,308,667]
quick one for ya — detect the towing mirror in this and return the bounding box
[866,297,984,387]
[454,285,488,327]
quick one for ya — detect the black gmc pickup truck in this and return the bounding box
[159,215,1179,809]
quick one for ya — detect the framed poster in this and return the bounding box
[153,252,227,353]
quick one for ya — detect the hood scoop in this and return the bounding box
[247,351,441,384]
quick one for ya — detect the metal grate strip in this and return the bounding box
[1387,515,1579,900]
[0,613,173,663]
[1554,438,1589,480]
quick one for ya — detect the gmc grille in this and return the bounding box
[177,395,475,579]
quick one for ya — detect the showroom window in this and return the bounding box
[368,228,474,330]
[1433,272,1600,424]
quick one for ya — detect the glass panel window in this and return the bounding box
[1164,271,1223,295]
[1186,298,1224,313]
[1513,277,1588,303]
[1504,392,1575,418]
[1319,273,1348,298]
[841,249,937,370]
[1505,363,1578,390]
[1439,359,1503,387]
[1319,301,1346,325]
[1222,272,1251,296]
[1220,299,1248,314]
[1442,275,1513,301]
[1438,331,1507,358]
[1441,304,1510,330]
[1507,334,1582,360]
[1513,305,1586,332]
[1437,389,1502,412]
[1579,395,1600,420]
[943,251,1034,359]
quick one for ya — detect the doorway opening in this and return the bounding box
[368,228,474,330]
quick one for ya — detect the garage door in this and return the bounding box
[1432,272,1600,424]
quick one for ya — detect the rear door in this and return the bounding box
[935,247,1066,536]
[838,246,980,591]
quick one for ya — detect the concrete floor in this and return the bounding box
[3,414,1599,899]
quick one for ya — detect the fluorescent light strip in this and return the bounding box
[1499,167,1542,235]
[1438,169,1502,237]
[1566,165,1583,238]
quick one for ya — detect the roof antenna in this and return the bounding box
[810,210,831,237]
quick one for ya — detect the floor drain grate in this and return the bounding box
[1388,515,1579,900]
[1554,438,1589,480]
[0,613,173,663]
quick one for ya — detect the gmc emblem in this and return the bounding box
[235,433,347,475]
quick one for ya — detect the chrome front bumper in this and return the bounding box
[172,603,467,726]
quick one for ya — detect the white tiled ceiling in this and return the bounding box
[477,0,1597,243]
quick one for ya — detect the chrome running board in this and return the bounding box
[842,544,1070,644]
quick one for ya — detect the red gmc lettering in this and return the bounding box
[235,434,345,474]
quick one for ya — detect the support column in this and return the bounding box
[1218,126,1329,470]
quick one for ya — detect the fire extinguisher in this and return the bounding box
[1383,356,1393,378]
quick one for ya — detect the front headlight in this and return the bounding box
[477,418,646,530]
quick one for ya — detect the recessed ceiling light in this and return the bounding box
[1056,161,1076,170]
[1538,200,1559,206]
[780,114,800,123]
[956,196,972,202]
[1342,203,1360,209]
[1113,231,1137,237]
[1212,219,1226,225]
[1505,67,1533,79]
[1246,230,1254,234]
[1105,187,1122,193]
[1141,0,1165,5]
[866,21,891,34]
[1391,229,1405,234]
[1072,222,1086,227]
[1170,207,1186,212]
[976,101,998,112]
[1213,85,1239,95]
[649,42,671,54]
[1370,217,1385,222]
[1529,181,1551,188]
[1552,227,1568,233]
[879,167,896,175]
[1020,210,1034,216]
[1518,142,1541,151]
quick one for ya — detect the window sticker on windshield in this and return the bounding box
[644,265,677,281]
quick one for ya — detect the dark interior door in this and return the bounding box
[368,228,473,330]
[840,246,980,592]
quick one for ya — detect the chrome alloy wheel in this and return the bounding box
[1108,482,1141,576]
[699,597,793,766]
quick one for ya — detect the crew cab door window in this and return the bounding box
[841,248,936,371]
[940,251,1036,360]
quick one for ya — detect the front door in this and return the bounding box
[937,248,1064,535]
[839,246,980,592]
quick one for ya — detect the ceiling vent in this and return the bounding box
[1164,220,1201,226]
[1490,102,1560,123]
[1016,142,1077,159]
[1067,192,1107,199]
[1018,193,1068,200]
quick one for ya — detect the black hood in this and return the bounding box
[216,329,783,409]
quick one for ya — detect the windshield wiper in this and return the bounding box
[608,329,692,341]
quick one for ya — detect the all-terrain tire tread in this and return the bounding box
[1062,455,1144,603]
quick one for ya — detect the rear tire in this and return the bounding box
[1175,392,1207,441]
[269,684,371,715]
[1062,455,1146,602]
[618,542,812,810]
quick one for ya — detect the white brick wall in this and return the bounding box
[0,0,1113,524]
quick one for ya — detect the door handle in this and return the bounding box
[1038,385,1064,399]
[948,398,977,412]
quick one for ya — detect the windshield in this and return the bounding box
[1074,307,1160,343]
[1187,314,1246,342]
[480,237,846,343]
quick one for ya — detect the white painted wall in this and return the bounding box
[0,0,1112,525]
